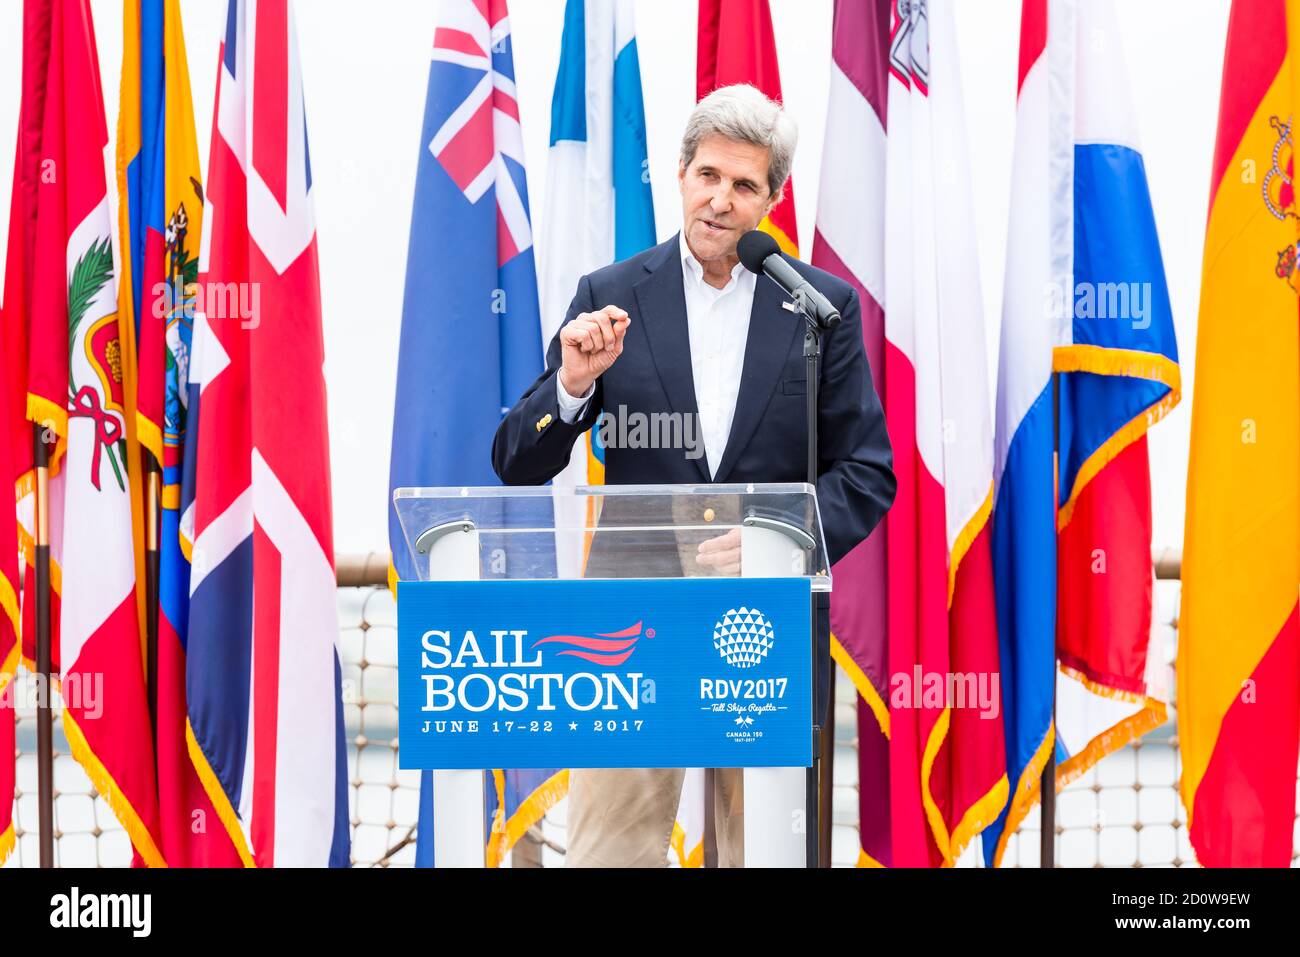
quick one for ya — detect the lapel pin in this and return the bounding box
[781,300,797,312]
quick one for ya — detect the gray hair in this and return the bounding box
[679,84,798,199]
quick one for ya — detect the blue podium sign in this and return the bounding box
[397,577,812,769]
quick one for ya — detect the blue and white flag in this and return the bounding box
[536,0,705,868]
[540,0,656,497]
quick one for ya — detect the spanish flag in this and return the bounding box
[697,0,799,256]
[1179,0,1300,867]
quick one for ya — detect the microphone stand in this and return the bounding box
[796,292,836,869]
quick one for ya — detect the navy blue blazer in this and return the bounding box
[493,235,895,720]
[493,234,895,564]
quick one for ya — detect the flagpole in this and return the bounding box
[33,425,54,868]
[144,454,160,746]
[1041,369,1060,868]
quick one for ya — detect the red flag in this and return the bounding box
[696,0,799,255]
[0,0,49,870]
[0,293,15,864]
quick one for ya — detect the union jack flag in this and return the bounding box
[181,0,349,867]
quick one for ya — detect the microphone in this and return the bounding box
[737,230,841,329]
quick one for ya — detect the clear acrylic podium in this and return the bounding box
[392,483,831,868]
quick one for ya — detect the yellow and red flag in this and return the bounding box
[696,0,799,256]
[1180,0,1300,867]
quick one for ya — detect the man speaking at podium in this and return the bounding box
[493,85,894,867]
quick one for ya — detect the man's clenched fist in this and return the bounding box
[558,305,630,398]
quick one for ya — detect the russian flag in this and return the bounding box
[987,0,1180,866]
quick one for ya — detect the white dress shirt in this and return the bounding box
[557,233,757,478]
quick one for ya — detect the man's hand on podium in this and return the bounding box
[558,305,630,398]
[696,527,742,575]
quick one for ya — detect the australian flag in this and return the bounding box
[389,0,561,867]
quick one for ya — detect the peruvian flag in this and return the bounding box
[9,0,164,865]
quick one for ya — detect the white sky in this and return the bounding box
[0,0,1231,554]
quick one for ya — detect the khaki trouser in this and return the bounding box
[566,767,745,867]
[568,496,748,867]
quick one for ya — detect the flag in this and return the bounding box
[0,686,13,865]
[670,768,706,868]
[0,330,15,862]
[987,0,1180,866]
[182,0,350,867]
[540,0,655,496]
[116,0,243,868]
[486,769,568,867]
[10,0,165,866]
[5,0,55,698]
[697,0,799,256]
[0,0,48,869]
[812,0,892,868]
[1180,0,1300,867]
[388,0,551,868]
[881,0,1006,867]
[815,0,1005,870]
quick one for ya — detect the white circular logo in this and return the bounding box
[713,607,775,669]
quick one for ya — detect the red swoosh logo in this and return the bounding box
[532,621,644,666]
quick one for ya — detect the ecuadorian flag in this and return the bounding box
[117,0,245,867]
